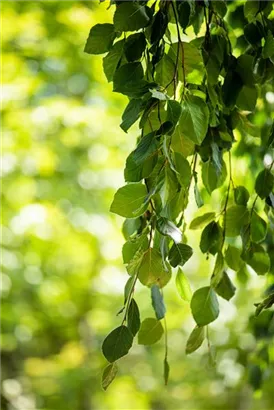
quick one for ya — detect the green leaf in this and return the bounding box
[236,85,258,111]
[133,132,158,165]
[138,248,170,287]
[84,24,115,55]
[255,169,274,199]
[127,248,145,276]
[189,212,216,230]
[202,159,227,194]
[150,10,168,44]
[210,252,225,288]
[175,268,192,302]
[102,325,133,362]
[124,33,146,62]
[103,40,124,82]
[168,243,193,268]
[166,100,182,129]
[245,245,270,275]
[179,95,209,145]
[194,183,204,208]
[234,186,250,206]
[244,1,259,21]
[164,357,170,386]
[215,272,236,301]
[191,286,219,326]
[178,1,191,32]
[225,245,243,271]
[173,152,191,187]
[124,150,158,182]
[200,222,222,255]
[222,71,243,108]
[251,212,267,243]
[171,128,195,158]
[113,62,147,97]
[127,298,141,336]
[124,276,135,304]
[151,285,166,320]
[262,31,274,59]
[185,326,205,355]
[155,54,175,90]
[122,234,149,264]
[225,205,250,237]
[120,99,144,133]
[114,2,151,32]
[102,363,118,391]
[110,183,148,218]
[156,217,182,244]
[138,318,164,345]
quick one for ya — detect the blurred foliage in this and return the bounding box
[1,2,274,410]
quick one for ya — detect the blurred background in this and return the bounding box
[1,2,274,410]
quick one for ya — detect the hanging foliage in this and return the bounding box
[85,0,274,389]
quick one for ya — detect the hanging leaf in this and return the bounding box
[251,212,267,243]
[163,357,170,386]
[84,24,115,55]
[234,186,250,206]
[175,268,192,302]
[110,183,148,218]
[255,169,274,199]
[103,40,124,82]
[102,326,133,363]
[225,206,250,237]
[156,217,182,244]
[138,318,164,345]
[101,363,118,391]
[127,298,141,336]
[185,326,205,355]
[120,99,144,133]
[138,248,170,287]
[151,285,166,320]
[215,272,236,301]
[179,95,209,145]
[190,286,219,326]
[114,2,152,32]
[200,222,222,255]
[189,212,216,230]
[168,243,193,268]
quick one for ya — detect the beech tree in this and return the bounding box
[84,0,274,390]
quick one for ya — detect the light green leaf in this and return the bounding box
[110,183,148,218]
[225,245,243,271]
[189,212,216,230]
[156,217,182,244]
[138,248,170,287]
[202,159,227,193]
[138,318,164,345]
[102,363,118,391]
[234,186,250,206]
[179,95,209,145]
[171,128,195,158]
[225,205,250,237]
[191,286,219,326]
[114,2,151,32]
[122,234,148,264]
[175,268,192,302]
[102,326,133,362]
[251,212,267,243]
[84,24,115,55]
[200,222,222,255]
[185,326,205,354]
[164,357,170,386]
[173,152,191,187]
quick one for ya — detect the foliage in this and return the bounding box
[84,0,274,390]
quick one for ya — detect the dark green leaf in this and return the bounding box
[215,272,236,301]
[110,183,148,218]
[222,71,243,108]
[245,245,270,275]
[200,222,222,255]
[178,1,191,32]
[102,363,118,391]
[234,186,250,206]
[191,286,219,326]
[202,159,227,194]
[102,325,133,362]
[127,298,141,336]
[166,100,182,129]
[103,40,124,82]
[138,318,164,345]
[120,99,144,133]
[114,2,151,32]
[84,24,115,55]
[124,33,146,62]
[173,152,191,187]
[168,243,193,268]
[124,276,135,304]
[185,326,205,354]
[236,85,258,111]
[255,169,274,199]
[151,285,166,320]
[133,132,158,165]
[175,268,192,302]
[124,150,158,182]
[150,10,168,44]
[113,62,148,97]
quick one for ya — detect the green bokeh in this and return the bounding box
[1,2,274,410]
